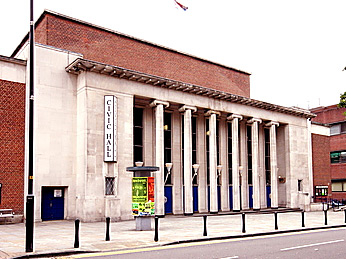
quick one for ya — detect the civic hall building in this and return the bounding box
[0,10,316,222]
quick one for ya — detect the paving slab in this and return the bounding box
[0,210,345,259]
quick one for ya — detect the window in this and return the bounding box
[206,118,210,184]
[331,180,346,192]
[264,128,271,185]
[105,177,115,195]
[330,151,346,164]
[247,126,252,185]
[330,124,341,135]
[298,179,303,192]
[227,122,232,184]
[164,112,172,185]
[192,116,197,185]
[330,122,346,135]
[133,107,143,164]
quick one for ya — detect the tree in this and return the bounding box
[338,91,346,116]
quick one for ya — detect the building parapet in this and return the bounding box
[66,58,316,119]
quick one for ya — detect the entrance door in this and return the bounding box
[249,186,253,208]
[164,186,173,214]
[266,186,271,208]
[41,187,65,221]
[193,186,198,212]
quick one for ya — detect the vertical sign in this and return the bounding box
[104,96,117,162]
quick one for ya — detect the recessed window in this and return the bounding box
[330,151,346,164]
[298,179,303,192]
[105,177,115,195]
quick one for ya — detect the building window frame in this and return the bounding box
[105,177,115,195]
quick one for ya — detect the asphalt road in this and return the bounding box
[70,228,346,259]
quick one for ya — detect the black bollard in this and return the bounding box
[274,212,278,230]
[106,217,110,241]
[324,210,328,225]
[203,215,207,236]
[74,219,80,248]
[301,211,305,228]
[344,210,346,224]
[242,213,246,233]
[154,216,159,242]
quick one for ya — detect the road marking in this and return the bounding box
[71,228,346,258]
[281,239,344,251]
[219,256,239,259]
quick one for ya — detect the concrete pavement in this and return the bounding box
[1,210,346,259]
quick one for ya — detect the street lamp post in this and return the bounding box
[26,0,35,253]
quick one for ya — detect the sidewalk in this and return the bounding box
[1,210,346,259]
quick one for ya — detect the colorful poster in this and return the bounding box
[132,177,155,216]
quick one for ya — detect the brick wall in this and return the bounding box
[0,79,25,214]
[33,13,250,97]
[311,105,346,124]
[312,133,331,197]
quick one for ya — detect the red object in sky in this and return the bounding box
[174,0,188,11]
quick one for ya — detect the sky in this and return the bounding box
[1,0,345,109]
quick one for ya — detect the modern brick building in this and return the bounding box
[0,10,317,222]
[311,104,346,202]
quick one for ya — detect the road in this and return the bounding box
[69,228,346,259]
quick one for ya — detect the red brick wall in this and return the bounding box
[0,79,25,214]
[312,134,331,197]
[311,105,346,124]
[34,13,250,97]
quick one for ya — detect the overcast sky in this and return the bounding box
[1,0,345,109]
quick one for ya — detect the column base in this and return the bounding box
[233,209,240,212]
[155,215,165,218]
[210,211,218,214]
[184,213,193,216]
[253,208,260,211]
[271,207,278,210]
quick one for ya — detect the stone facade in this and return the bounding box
[0,10,318,222]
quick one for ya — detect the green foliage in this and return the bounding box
[338,91,346,116]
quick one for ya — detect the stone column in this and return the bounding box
[248,118,262,210]
[266,121,279,209]
[179,105,197,215]
[227,114,243,212]
[205,110,220,214]
[150,100,169,216]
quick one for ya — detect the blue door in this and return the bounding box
[217,186,221,211]
[249,186,253,208]
[229,186,233,210]
[193,186,198,212]
[164,186,173,214]
[41,187,64,221]
[266,186,271,208]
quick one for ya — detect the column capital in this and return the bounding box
[227,114,243,121]
[149,100,170,108]
[247,118,262,124]
[204,110,221,117]
[178,105,197,113]
[265,121,279,127]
